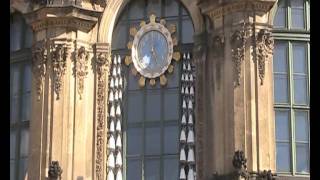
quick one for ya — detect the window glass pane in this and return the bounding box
[167,62,180,88]
[274,74,289,103]
[129,0,145,20]
[182,18,194,44]
[20,129,29,157]
[164,126,179,154]
[10,131,16,160]
[276,142,291,172]
[19,158,28,180]
[293,75,307,104]
[128,91,143,123]
[291,0,304,29]
[146,90,161,121]
[273,42,288,73]
[274,0,286,28]
[128,66,141,90]
[23,64,32,92]
[11,65,20,123]
[127,127,142,155]
[10,15,23,51]
[165,0,179,17]
[275,110,290,141]
[10,160,15,180]
[11,65,20,95]
[24,25,33,48]
[163,157,179,179]
[296,143,309,173]
[22,93,31,122]
[127,158,141,179]
[145,127,161,155]
[145,158,160,180]
[292,43,306,74]
[164,90,179,120]
[11,96,20,124]
[112,22,127,50]
[147,0,161,18]
[295,111,309,142]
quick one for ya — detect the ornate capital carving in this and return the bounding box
[32,40,47,100]
[51,43,68,100]
[231,23,247,87]
[233,150,250,179]
[255,29,274,85]
[212,35,225,57]
[75,46,89,99]
[48,161,62,180]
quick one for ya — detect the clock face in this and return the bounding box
[132,22,173,78]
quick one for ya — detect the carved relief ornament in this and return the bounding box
[32,40,47,100]
[212,35,225,57]
[75,46,89,99]
[51,43,68,100]
[231,25,246,87]
[255,29,274,85]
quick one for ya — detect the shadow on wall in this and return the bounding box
[77,176,84,180]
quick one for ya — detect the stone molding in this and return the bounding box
[74,46,90,99]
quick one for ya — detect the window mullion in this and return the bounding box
[287,0,291,30]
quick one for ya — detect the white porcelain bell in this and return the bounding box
[116,169,122,180]
[185,86,189,95]
[117,65,121,75]
[183,53,186,60]
[187,53,191,59]
[180,147,186,162]
[116,151,122,167]
[187,63,191,71]
[183,63,186,70]
[185,73,189,81]
[112,67,117,77]
[179,166,186,179]
[109,91,114,103]
[187,147,195,164]
[114,91,119,101]
[110,105,115,118]
[110,78,115,88]
[107,170,115,180]
[108,135,116,150]
[107,153,115,168]
[187,166,195,180]
[116,134,122,148]
[117,55,121,64]
[115,77,119,88]
[181,85,185,94]
[190,86,194,95]
[116,119,121,132]
[188,114,193,125]
[180,128,186,142]
[109,119,115,133]
[187,129,195,144]
[182,100,187,109]
[188,100,193,109]
[119,76,123,87]
[113,56,117,65]
[116,104,121,116]
[118,90,122,100]
[189,74,194,82]
[181,73,185,81]
[181,114,187,125]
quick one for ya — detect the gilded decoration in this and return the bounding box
[75,46,89,99]
[32,40,47,100]
[255,29,274,85]
[51,43,68,100]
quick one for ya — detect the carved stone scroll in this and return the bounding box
[255,29,274,85]
[51,43,68,100]
[48,161,63,180]
[75,46,89,99]
[32,40,47,100]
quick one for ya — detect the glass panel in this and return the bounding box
[127,127,142,155]
[276,142,291,172]
[164,126,179,154]
[127,158,142,179]
[275,110,290,141]
[112,22,127,50]
[165,0,179,17]
[146,90,161,121]
[128,66,141,90]
[10,131,16,160]
[182,3,188,16]
[273,42,288,73]
[11,65,20,95]
[145,158,160,180]
[167,62,180,88]
[20,128,29,157]
[164,90,179,120]
[274,74,289,103]
[147,0,161,18]
[163,157,179,179]
[24,25,33,48]
[11,95,20,124]
[10,14,23,51]
[295,111,309,142]
[296,143,309,173]
[182,18,194,44]
[21,93,31,122]
[23,64,32,92]
[292,43,306,74]
[293,75,307,104]
[11,65,20,123]
[145,127,161,155]
[274,0,286,28]
[10,160,15,180]
[291,0,304,29]
[19,158,28,180]
[127,92,143,123]
[129,0,145,20]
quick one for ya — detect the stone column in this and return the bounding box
[25,2,108,179]
[199,0,276,179]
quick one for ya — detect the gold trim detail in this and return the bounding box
[173,52,181,61]
[139,76,146,87]
[160,75,167,86]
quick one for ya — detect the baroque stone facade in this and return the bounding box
[10,0,308,179]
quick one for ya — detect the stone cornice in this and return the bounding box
[201,0,276,20]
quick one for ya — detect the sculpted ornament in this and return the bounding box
[212,35,225,57]
[32,41,47,100]
[75,46,89,99]
[48,161,62,179]
[256,29,274,85]
[51,44,68,100]
[231,25,246,87]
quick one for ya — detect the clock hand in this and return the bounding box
[151,46,158,64]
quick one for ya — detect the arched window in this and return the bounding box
[273,0,310,176]
[10,12,33,180]
[109,0,195,179]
